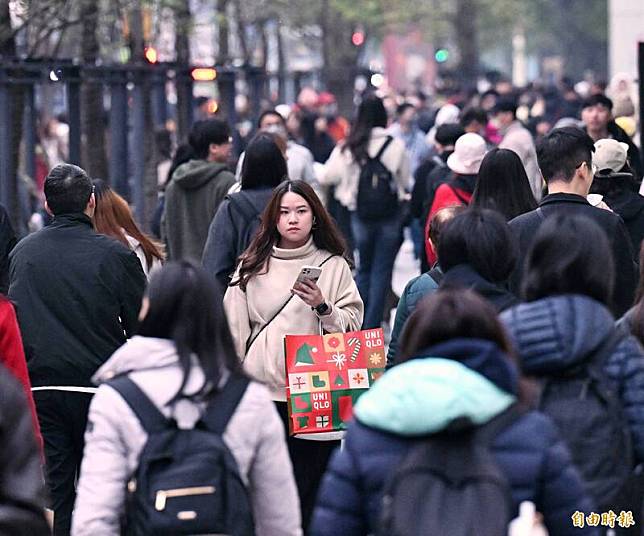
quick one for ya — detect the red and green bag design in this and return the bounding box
[285,328,385,436]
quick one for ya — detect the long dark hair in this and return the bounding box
[138,261,244,401]
[521,214,614,307]
[232,180,349,290]
[471,149,538,220]
[342,94,388,163]
[241,131,288,190]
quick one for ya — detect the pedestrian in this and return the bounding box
[322,94,411,329]
[471,148,538,221]
[162,118,236,261]
[390,207,518,366]
[223,179,363,527]
[581,94,642,180]
[425,132,487,267]
[589,138,644,251]
[0,363,49,534]
[502,214,644,516]
[509,127,637,317]
[387,205,464,365]
[388,102,430,175]
[203,132,288,287]
[72,261,302,536]
[93,179,164,279]
[9,164,146,535]
[311,289,597,536]
[236,110,317,187]
[491,97,542,200]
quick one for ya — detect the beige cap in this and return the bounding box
[593,138,629,174]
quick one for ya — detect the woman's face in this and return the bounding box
[277,191,314,248]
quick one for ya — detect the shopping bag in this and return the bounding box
[284,328,386,436]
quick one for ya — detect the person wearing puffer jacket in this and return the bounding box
[72,262,302,536]
[502,214,644,467]
[311,289,597,536]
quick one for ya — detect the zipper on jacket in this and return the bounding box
[155,486,216,511]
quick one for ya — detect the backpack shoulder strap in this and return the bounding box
[108,376,170,434]
[374,136,394,162]
[228,192,259,223]
[427,266,443,285]
[448,185,470,205]
[199,374,250,434]
[475,404,524,444]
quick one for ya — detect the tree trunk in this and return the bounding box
[453,0,479,87]
[174,0,192,142]
[80,0,108,181]
[276,19,286,103]
[232,0,249,65]
[0,0,24,231]
[216,0,230,63]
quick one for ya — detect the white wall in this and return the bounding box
[609,0,644,79]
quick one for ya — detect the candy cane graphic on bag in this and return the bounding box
[347,337,361,362]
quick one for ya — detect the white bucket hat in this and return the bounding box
[447,133,487,175]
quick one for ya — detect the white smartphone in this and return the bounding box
[295,265,322,285]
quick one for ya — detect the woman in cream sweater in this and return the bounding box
[224,179,363,528]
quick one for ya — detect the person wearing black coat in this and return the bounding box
[8,164,146,536]
[509,127,637,317]
[311,290,597,536]
[0,363,49,534]
[0,204,16,295]
[202,131,288,287]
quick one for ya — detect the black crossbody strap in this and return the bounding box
[199,374,250,434]
[244,254,336,355]
[475,403,524,444]
[373,136,394,162]
[108,376,170,434]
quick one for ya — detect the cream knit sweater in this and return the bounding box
[224,238,364,401]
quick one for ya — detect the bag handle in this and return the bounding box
[244,254,336,356]
[373,136,394,162]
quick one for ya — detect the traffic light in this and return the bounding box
[352,29,365,47]
[435,48,449,63]
[144,46,158,64]
[191,68,217,81]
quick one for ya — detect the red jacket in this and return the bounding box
[0,299,42,449]
[424,184,472,266]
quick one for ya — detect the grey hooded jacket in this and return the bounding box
[71,336,302,536]
[162,159,236,261]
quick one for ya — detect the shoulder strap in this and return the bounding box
[108,376,170,434]
[448,185,469,205]
[475,403,524,444]
[373,136,394,162]
[199,374,250,434]
[427,266,443,285]
[228,192,259,223]
[588,329,624,376]
[244,254,337,355]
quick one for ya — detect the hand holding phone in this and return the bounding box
[292,266,325,308]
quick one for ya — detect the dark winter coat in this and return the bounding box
[0,364,49,534]
[509,193,637,316]
[605,188,644,252]
[8,213,146,387]
[0,204,16,295]
[311,338,597,536]
[162,159,236,261]
[501,294,644,463]
[202,188,273,288]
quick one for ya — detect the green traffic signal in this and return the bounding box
[435,49,449,63]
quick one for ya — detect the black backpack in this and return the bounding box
[379,405,522,536]
[109,374,255,536]
[356,136,399,221]
[537,328,633,509]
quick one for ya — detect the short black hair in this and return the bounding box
[188,119,231,159]
[396,102,415,116]
[522,214,614,306]
[536,126,594,183]
[581,94,613,112]
[241,132,288,190]
[435,123,465,146]
[44,163,93,215]
[460,107,488,127]
[257,110,286,129]
[492,97,517,116]
[437,208,517,282]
